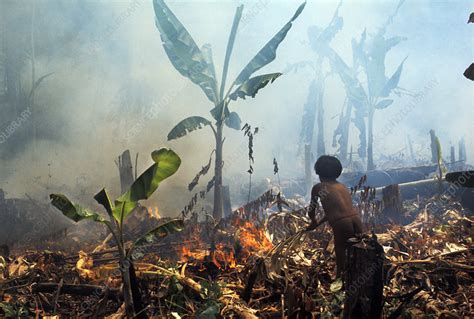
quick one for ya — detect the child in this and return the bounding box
[306,155,363,277]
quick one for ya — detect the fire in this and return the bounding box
[236,221,273,253]
[147,206,161,219]
[178,218,272,269]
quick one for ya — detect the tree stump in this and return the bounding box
[343,235,384,319]
[381,184,405,224]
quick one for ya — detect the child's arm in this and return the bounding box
[307,184,327,230]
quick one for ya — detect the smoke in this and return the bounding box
[0,0,472,215]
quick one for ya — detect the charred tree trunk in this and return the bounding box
[222,185,232,218]
[30,1,36,158]
[118,150,135,194]
[407,135,415,163]
[458,138,466,163]
[304,144,313,197]
[429,129,439,164]
[343,236,384,319]
[314,65,326,157]
[299,80,318,153]
[213,124,224,220]
[339,100,352,163]
[316,84,326,157]
[450,145,456,167]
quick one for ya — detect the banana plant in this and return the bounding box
[328,0,407,171]
[50,148,184,318]
[153,0,306,219]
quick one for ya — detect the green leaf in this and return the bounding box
[220,5,244,99]
[233,2,306,85]
[94,188,114,217]
[50,194,105,223]
[114,149,181,221]
[167,116,212,140]
[134,219,185,246]
[153,0,218,103]
[375,99,394,109]
[224,112,241,130]
[201,44,217,87]
[229,73,282,100]
[210,101,229,122]
[380,56,407,97]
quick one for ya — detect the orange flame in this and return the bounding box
[178,218,272,269]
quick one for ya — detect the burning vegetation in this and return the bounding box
[0,179,473,318]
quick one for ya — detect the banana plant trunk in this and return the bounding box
[316,87,326,157]
[367,107,375,171]
[213,123,224,220]
[339,100,352,164]
[120,257,136,318]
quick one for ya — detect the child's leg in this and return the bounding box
[332,219,354,277]
[352,216,363,235]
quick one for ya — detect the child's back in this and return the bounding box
[312,181,358,227]
[307,156,363,277]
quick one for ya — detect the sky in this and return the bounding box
[1,0,473,215]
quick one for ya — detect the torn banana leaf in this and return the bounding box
[134,219,185,247]
[233,2,306,85]
[229,73,282,101]
[153,0,218,103]
[50,194,106,223]
[168,116,212,141]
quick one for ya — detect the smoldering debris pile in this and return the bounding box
[0,195,472,318]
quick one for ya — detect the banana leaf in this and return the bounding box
[153,0,218,103]
[189,150,214,191]
[375,99,394,109]
[94,188,114,217]
[229,73,282,100]
[209,101,229,122]
[224,111,241,130]
[380,57,407,97]
[329,49,367,110]
[134,219,185,246]
[168,116,212,140]
[233,1,306,85]
[220,5,244,99]
[50,194,106,223]
[114,149,181,221]
[202,44,217,83]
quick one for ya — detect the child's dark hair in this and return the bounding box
[315,155,342,179]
